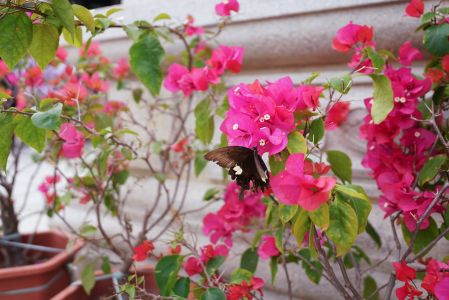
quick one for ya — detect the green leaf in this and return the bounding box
[14,115,46,153]
[153,13,171,22]
[304,259,323,284]
[173,277,190,298]
[72,4,95,32]
[308,225,318,259]
[240,248,259,274]
[31,103,62,130]
[303,72,320,84]
[424,23,449,56]
[80,224,97,236]
[194,99,214,144]
[195,151,208,176]
[336,184,372,234]
[308,118,324,144]
[292,208,310,247]
[52,0,75,37]
[329,74,352,94]
[287,131,307,154]
[363,276,379,300]
[369,74,393,124]
[201,288,226,300]
[0,113,14,171]
[366,221,382,248]
[0,92,12,99]
[334,184,370,202]
[81,262,95,295]
[269,256,278,284]
[206,256,225,275]
[274,229,283,254]
[279,204,298,224]
[308,203,330,230]
[130,35,164,96]
[106,7,123,17]
[365,48,384,72]
[0,13,33,69]
[230,268,253,284]
[101,256,111,274]
[298,249,322,284]
[326,150,352,183]
[62,26,83,48]
[327,195,358,256]
[29,24,59,69]
[418,155,446,186]
[203,188,220,201]
[269,151,288,176]
[155,255,183,296]
[401,217,439,255]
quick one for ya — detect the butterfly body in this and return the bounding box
[204,146,270,193]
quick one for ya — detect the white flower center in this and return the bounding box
[264,114,270,120]
[232,123,239,130]
[259,139,266,146]
[369,120,374,124]
[414,131,421,138]
[369,145,375,150]
[384,203,389,208]
[259,117,265,122]
[234,86,240,93]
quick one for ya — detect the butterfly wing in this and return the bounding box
[204,146,270,192]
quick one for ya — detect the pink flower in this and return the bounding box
[257,235,280,260]
[191,67,219,91]
[405,0,424,18]
[132,240,155,262]
[113,58,130,80]
[398,41,423,66]
[207,45,244,75]
[55,47,68,62]
[183,257,203,276]
[59,123,85,159]
[50,82,87,106]
[202,182,265,246]
[394,261,416,282]
[332,22,374,52]
[442,55,449,73]
[103,101,127,115]
[25,66,43,87]
[297,85,324,110]
[200,244,229,263]
[184,15,204,36]
[79,42,102,57]
[435,278,449,300]
[396,281,422,300]
[215,0,239,17]
[163,63,193,96]
[82,72,110,92]
[325,101,350,130]
[170,138,189,153]
[271,154,336,211]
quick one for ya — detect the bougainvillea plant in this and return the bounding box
[1,0,449,299]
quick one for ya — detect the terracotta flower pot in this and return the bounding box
[0,230,83,300]
[52,265,158,300]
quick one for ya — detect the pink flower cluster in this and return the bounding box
[183,244,229,276]
[359,41,440,231]
[163,45,243,97]
[271,153,336,211]
[394,260,449,300]
[332,22,375,73]
[221,77,323,155]
[202,182,266,246]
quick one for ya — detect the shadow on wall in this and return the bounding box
[70,0,121,9]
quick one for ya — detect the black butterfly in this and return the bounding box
[204,146,270,195]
